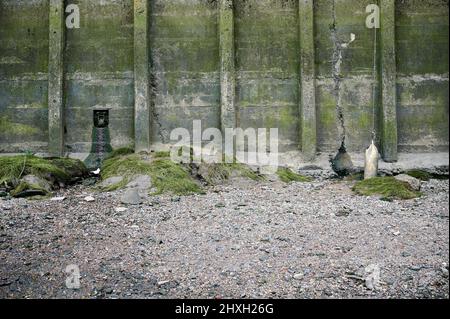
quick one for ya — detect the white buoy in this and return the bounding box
[364,140,379,179]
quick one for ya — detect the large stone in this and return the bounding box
[99,176,124,189]
[331,147,354,177]
[394,174,421,191]
[126,175,152,191]
[22,175,52,192]
[121,189,142,205]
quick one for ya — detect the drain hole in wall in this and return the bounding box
[94,110,109,128]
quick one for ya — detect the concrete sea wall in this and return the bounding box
[0,0,448,162]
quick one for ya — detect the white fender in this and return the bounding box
[364,140,379,179]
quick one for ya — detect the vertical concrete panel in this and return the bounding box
[134,0,151,152]
[48,0,65,156]
[235,0,300,152]
[380,0,398,161]
[314,0,379,153]
[219,0,236,133]
[299,0,317,160]
[64,0,135,155]
[395,0,449,152]
[150,0,220,145]
[0,0,50,153]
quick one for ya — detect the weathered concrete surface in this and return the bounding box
[64,0,134,156]
[395,0,449,153]
[315,0,380,153]
[299,0,317,160]
[48,0,65,157]
[0,0,448,162]
[0,0,49,153]
[150,0,220,144]
[219,0,236,133]
[134,0,151,153]
[380,0,398,162]
[235,0,300,152]
[288,151,449,177]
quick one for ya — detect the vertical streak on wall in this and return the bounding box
[219,0,236,133]
[134,0,151,152]
[48,0,65,157]
[299,0,317,160]
[380,0,398,162]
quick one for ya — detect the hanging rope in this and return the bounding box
[371,25,378,142]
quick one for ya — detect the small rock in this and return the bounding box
[293,273,304,280]
[104,287,113,294]
[50,196,66,201]
[394,174,421,191]
[401,252,411,257]
[121,189,142,205]
[365,264,381,290]
[331,146,354,177]
[84,196,95,202]
[409,265,422,271]
[157,280,170,286]
[82,178,97,186]
[335,207,351,217]
[115,207,128,213]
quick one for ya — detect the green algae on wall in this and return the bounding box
[0,0,448,158]
[0,0,49,153]
[150,0,221,144]
[0,116,40,137]
[235,0,300,152]
[395,0,449,152]
[64,0,135,155]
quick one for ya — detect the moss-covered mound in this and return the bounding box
[405,169,449,181]
[406,169,432,181]
[0,155,89,197]
[105,147,135,160]
[100,154,203,195]
[276,167,312,183]
[353,177,422,200]
[199,161,263,185]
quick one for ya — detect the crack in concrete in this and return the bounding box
[331,1,355,151]
[150,73,169,144]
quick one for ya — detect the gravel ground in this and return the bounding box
[0,178,448,299]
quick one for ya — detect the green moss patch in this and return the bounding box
[50,158,89,179]
[10,181,49,198]
[0,155,89,196]
[353,177,422,200]
[405,169,449,181]
[200,161,264,185]
[0,155,66,186]
[150,159,203,195]
[343,172,364,181]
[406,169,431,181]
[106,147,135,160]
[277,168,312,183]
[153,151,171,158]
[101,154,202,195]
[0,116,39,137]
